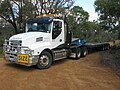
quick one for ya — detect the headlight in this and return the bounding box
[21,48,30,54]
[24,49,31,54]
[20,47,34,55]
[6,46,10,52]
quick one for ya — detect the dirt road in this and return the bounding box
[0,52,120,90]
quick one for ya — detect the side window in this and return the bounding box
[52,21,62,39]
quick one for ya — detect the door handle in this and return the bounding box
[60,39,62,42]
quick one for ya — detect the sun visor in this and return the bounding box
[27,16,54,24]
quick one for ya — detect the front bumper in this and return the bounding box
[4,54,39,66]
[3,40,39,66]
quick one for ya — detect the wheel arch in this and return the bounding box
[80,45,87,48]
[40,48,54,61]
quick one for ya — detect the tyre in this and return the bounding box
[81,47,88,57]
[106,44,110,50]
[37,51,52,69]
[102,45,105,51]
[75,47,81,59]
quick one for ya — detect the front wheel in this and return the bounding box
[37,51,52,69]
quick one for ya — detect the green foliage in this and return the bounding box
[67,6,89,38]
[66,6,114,42]
[0,35,4,47]
[94,0,120,31]
[71,6,89,22]
[0,0,10,14]
[0,0,118,44]
[0,0,75,34]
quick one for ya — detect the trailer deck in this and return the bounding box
[71,38,110,51]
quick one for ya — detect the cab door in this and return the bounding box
[51,20,65,48]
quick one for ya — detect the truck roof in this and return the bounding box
[27,16,54,24]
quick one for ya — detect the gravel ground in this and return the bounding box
[0,52,120,90]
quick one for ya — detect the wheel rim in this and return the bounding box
[84,51,87,56]
[77,50,81,58]
[103,47,105,50]
[40,55,49,66]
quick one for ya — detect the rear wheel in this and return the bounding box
[107,44,110,50]
[75,47,81,59]
[102,45,105,51]
[81,47,88,57]
[37,51,52,69]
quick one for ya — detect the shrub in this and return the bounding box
[101,45,120,75]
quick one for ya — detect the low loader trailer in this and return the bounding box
[3,14,110,69]
[86,42,110,51]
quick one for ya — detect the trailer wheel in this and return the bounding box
[37,51,52,69]
[107,45,110,50]
[101,45,105,51]
[81,47,88,57]
[75,47,81,59]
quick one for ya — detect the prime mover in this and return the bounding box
[3,15,109,69]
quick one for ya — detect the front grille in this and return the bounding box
[4,40,22,56]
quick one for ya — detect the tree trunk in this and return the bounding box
[12,22,18,34]
[118,18,120,39]
[9,2,18,34]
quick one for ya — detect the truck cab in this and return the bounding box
[3,15,87,69]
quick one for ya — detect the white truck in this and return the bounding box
[3,15,89,69]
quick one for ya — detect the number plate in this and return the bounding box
[18,54,29,64]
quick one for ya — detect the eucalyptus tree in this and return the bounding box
[94,0,120,31]
[0,0,75,34]
[0,0,35,33]
[34,0,75,15]
[67,6,89,38]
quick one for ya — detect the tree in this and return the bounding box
[34,0,75,15]
[94,0,120,31]
[67,6,89,38]
[0,0,75,34]
[0,0,35,34]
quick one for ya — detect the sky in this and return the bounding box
[74,0,98,21]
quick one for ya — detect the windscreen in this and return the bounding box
[27,22,51,33]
